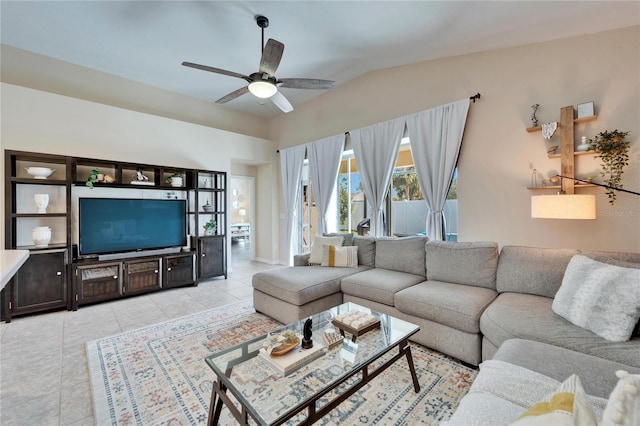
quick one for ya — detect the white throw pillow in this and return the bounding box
[308,235,344,265]
[321,244,358,268]
[509,374,597,426]
[602,370,640,426]
[552,255,640,342]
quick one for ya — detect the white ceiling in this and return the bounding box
[1,1,638,117]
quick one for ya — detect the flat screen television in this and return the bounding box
[79,198,187,256]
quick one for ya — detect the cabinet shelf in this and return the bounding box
[12,178,67,186]
[15,243,68,251]
[13,213,67,218]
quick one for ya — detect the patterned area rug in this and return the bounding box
[87,300,477,425]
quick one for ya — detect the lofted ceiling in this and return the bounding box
[1,1,638,117]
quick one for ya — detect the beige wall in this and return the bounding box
[0,83,278,261]
[269,26,640,254]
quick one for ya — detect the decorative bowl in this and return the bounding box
[25,167,54,179]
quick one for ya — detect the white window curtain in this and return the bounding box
[351,118,405,237]
[279,144,307,265]
[307,134,345,235]
[406,98,470,240]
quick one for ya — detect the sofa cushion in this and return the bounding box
[353,236,376,267]
[496,246,578,297]
[308,235,344,264]
[493,339,640,400]
[324,232,354,247]
[510,374,597,426]
[480,292,640,368]
[395,281,497,334]
[340,268,425,306]
[552,255,640,342]
[252,265,368,306]
[321,244,358,268]
[426,241,499,289]
[579,249,640,265]
[375,236,428,277]
[602,370,640,426]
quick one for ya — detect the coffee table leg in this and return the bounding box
[404,345,421,393]
[208,380,225,426]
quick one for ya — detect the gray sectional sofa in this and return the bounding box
[252,236,640,421]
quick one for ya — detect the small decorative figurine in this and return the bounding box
[136,168,149,181]
[301,318,313,349]
[531,104,540,127]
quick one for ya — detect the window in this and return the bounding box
[337,150,366,235]
[301,138,459,252]
[299,161,314,253]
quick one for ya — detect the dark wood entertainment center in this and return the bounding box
[2,150,227,322]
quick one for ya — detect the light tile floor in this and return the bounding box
[0,241,282,425]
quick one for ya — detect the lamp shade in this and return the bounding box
[248,81,277,98]
[531,194,596,219]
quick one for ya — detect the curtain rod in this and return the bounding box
[277,93,481,152]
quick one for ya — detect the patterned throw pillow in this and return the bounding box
[509,374,597,426]
[552,255,640,342]
[321,245,358,268]
[308,235,344,265]
[602,370,640,426]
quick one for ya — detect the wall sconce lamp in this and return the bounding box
[531,175,640,220]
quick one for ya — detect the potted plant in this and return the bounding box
[204,219,217,236]
[589,129,630,204]
[86,169,100,189]
[165,171,183,187]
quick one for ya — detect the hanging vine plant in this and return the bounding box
[589,129,630,205]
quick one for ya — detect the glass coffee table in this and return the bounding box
[205,302,420,425]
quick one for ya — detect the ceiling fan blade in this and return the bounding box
[182,62,251,82]
[270,90,293,113]
[259,39,284,76]
[277,78,336,90]
[215,86,250,104]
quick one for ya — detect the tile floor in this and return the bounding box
[0,241,282,425]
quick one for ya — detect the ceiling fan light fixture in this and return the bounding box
[248,81,277,98]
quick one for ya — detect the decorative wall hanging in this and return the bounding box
[542,122,558,140]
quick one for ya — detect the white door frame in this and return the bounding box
[230,175,256,263]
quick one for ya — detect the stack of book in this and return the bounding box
[258,343,325,376]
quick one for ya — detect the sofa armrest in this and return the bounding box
[293,254,310,266]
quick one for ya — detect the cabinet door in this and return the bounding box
[124,258,162,295]
[11,251,67,316]
[198,237,226,279]
[76,263,122,305]
[164,253,195,288]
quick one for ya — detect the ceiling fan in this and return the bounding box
[182,15,335,113]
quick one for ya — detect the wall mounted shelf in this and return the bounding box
[526,106,598,194]
[526,115,597,133]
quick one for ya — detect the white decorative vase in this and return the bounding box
[170,177,183,187]
[34,194,49,213]
[32,226,52,247]
[576,136,591,152]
